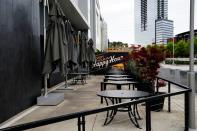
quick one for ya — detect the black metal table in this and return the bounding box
[101,81,138,91]
[105,75,130,78]
[97,90,149,128]
[100,81,138,104]
[69,73,88,84]
[104,77,133,82]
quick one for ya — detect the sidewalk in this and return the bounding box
[160,63,197,71]
[1,75,197,131]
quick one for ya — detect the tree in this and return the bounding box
[166,37,197,58]
[166,42,173,57]
[108,41,128,48]
[194,37,197,57]
[185,40,189,57]
[123,44,128,47]
[175,40,189,57]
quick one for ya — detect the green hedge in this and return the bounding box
[165,60,197,65]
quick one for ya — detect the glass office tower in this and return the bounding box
[157,0,168,19]
[134,0,173,44]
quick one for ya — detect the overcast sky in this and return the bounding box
[99,0,197,44]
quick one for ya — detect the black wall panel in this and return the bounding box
[0,0,42,123]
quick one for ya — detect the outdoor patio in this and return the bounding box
[4,75,197,131]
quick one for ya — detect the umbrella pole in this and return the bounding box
[87,63,90,77]
[65,67,71,89]
[44,74,48,97]
[65,65,68,88]
[64,73,72,89]
[43,0,48,97]
[65,73,68,88]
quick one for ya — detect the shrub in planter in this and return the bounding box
[130,45,166,111]
[135,80,154,93]
[124,60,138,79]
[131,45,166,92]
[147,79,166,111]
[148,92,165,111]
[157,79,166,87]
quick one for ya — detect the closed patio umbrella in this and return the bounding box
[65,21,78,70]
[87,39,96,64]
[42,0,68,76]
[79,32,88,67]
[86,39,96,74]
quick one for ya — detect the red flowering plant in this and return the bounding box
[157,79,166,87]
[131,45,166,93]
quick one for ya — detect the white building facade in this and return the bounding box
[101,21,108,51]
[58,0,108,50]
[89,0,108,50]
[134,0,173,45]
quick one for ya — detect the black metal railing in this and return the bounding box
[156,76,189,113]
[0,77,191,131]
[156,76,190,131]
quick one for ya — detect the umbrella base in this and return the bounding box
[37,93,64,106]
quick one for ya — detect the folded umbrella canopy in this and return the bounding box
[42,0,68,76]
[87,39,96,64]
[65,21,78,70]
[79,32,88,67]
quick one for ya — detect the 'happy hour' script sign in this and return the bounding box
[93,52,129,69]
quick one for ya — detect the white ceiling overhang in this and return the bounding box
[49,0,90,30]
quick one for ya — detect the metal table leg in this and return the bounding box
[127,99,142,128]
[134,104,142,120]
[101,83,103,104]
[103,98,117,125]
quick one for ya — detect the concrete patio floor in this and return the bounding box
[2,75,197,131]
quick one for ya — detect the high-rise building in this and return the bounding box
[157,0,168,19]
[134,0,173,45]
[155,19,173,44]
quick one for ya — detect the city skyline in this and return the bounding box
[99,0,197,44]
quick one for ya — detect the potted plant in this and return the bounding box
[124,60,138,78]
[129,45,166,111]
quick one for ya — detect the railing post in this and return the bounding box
[82,116,85,131]
[78,116,86,131]
[156,78,159,92]
[146,102,151,131]
[101,82,103,104]
[168,82,171,112]
[78,117,81,131]
[184,92,189,131]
